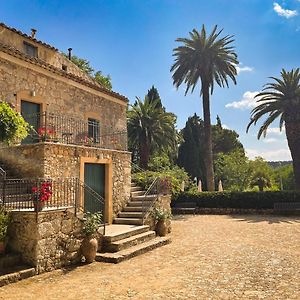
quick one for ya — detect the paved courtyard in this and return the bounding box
[0,214,299,300]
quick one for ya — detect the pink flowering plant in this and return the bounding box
[38,127,57,141]
[32,182,52,203]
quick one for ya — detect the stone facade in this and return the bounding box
[8,209,83,273]
[0,143,131,219]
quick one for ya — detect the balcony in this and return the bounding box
[22,112,127,151]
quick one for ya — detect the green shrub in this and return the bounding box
[0,208,10,242]
[132,166,189,195]
[0,102,29,145]
[172,191,300,209]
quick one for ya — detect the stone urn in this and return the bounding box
[155,220,168,237]
[81,235,98,263]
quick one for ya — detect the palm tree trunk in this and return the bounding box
[139,141,150,169]
[285,121,300,190]
[201,80,215,191]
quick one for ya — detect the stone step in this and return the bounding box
[103,225,150,243]
[128,201,152,207]
[0,265,36,287]
[123,206,145,212]
[131,190,144,197]
[131,195,157,201]
[130,186,143,192]
[96,236,171,264]
[104,231,156,253]
[118,211,144,218]
[114,218,143,225]
[0,253,22,270]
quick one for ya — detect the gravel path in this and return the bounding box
[0,214,299,299]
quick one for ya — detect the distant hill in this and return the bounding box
[268,161,292,168]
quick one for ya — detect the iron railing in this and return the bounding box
[0,177,106,233]
[22,112,127,151]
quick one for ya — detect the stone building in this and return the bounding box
[0,22,131,223]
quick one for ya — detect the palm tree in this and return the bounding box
[247,68,300,190]
[171,25,238,191]
[127,97,177,169]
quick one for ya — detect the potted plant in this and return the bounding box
[32,181,52,212]
[81,212,102,263]
[0,208,10,254]
[153,207,171,237]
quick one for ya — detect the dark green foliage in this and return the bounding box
[64,53,112,90]
[172,191,300,209]
[128,97,177,168]
[147,85,162,109]
[178,114,206,184]
[178,114,244,190]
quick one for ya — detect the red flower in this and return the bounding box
[32,186,38,193]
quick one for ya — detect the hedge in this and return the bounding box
[172,191,300,210]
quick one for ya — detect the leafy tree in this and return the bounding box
[249,157,272,191]
[171,25,238,191]
[177,114,206,185]
[65,54,112,90]
[247,69,300,190]
[212,120,244,155]
[178,114,244,190]
[127,97,177,168]
[0,102,29,145]
[214,149,251,191]
[94,71,112,90]
[273,164,295,190]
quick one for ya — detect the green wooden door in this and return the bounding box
[21,100,41,144]
[84,163,105,215]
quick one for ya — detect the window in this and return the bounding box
[88,118,100,143]
[23,42,38,58]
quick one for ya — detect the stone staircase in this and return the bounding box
[96,182,171,263]
[0,253,35,287]
[113,182,156,226]
[96,224,170,263]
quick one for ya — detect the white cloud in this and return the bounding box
[246,148,291,161]
[266,127,285,135]
[236,65,254,74]
[273,2,298,18]
[225,91,260,110]
[263,138,278,143]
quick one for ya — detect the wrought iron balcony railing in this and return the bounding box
[22,112,127,151]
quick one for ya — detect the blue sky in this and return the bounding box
[1,0,299,161]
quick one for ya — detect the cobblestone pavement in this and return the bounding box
[0,215,299,300]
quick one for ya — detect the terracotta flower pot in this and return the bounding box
[34,201,45,212]
[81,236,98,263]
[155,220,168,237]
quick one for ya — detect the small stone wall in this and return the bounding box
[145,195,172,231]
[8,209,83,273]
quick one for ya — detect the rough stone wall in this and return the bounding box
[0,57,127,133]
[8,209,83,273]
[144,195,172,231]
[0,143,132,217]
